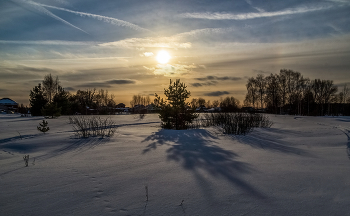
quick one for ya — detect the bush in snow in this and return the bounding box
[200,112,273,135]
[71,116,116,138]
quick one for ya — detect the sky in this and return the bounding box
[1,0,350,106]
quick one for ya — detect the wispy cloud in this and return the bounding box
[99,37,191,49]
[11,0,88,34]
[144,64,197,77]
[178,4,333,20]
[174,27,235,39]
[36,2,151,32]
[326,0,350,5]
[0,40,98,46]
[99,27,237,49]
[245,0,265,12]
[77,79,137,88]
[142,52,154,57]
[191,76,242,88]
[196,76,242,81]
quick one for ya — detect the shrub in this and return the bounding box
[70,116,116,138]
[200,113,273,135]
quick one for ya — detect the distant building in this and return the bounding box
[116,103,126,108]
[0,98,18,112]
[196,105,208,113]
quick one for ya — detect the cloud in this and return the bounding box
[245,0,265,12]
[0,65,58,80]
[37,2,151,32]
[106,80,136,85]
[99,37,191,49]
[142,52,154,57]
[11,0,88,34]
[63,87,75,92]
[77,79,136,88]
[178,4,333,20]
[252,69,271,74]
[0,40,98,46]
[145,64,197,77]
[204,91,230,97]
[190,81,217,87]
[174,27,235,39]
[196,76,242,81]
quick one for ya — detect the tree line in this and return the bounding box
[244,69,350,115]
[29,74,121,116]
[28,71,349,117]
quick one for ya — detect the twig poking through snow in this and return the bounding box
[179,199,184,206]
[145,185,149,201]
[23,155,29,167]
[17,131,22,140]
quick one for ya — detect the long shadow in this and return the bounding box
[116,121,159,128]
[6,117,44,122]
[0,134,42,144]
[37,136,110,161]
[142,129,266,199]
[232,130,311,156]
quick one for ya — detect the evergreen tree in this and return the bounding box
[29,83,48,116]
[53,86,70,115]
[41,103,61,118]
[154,79,198,130]
[37,120,50,133]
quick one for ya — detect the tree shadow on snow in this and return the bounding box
[142,129,266,199]
[37,137,110,161]
[231,129,312,156]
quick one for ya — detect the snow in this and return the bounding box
[1,114,350,215]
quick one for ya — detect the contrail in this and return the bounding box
[0,40,98,46]
[179,4,333,20]
[36,2,151,32]
[11,0,88,34]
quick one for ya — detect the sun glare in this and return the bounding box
[156,50,171,64]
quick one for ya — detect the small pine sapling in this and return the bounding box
[37,119,50,133]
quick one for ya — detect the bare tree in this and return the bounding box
[130,95,151,107]
[42,74,60,103]
[244,77,258,108]
[312,79,338,115]
[212,100,220,108]
[255,74,266,109]
[341,84,349,104]
[278,70,288,109]
[264,73,281,114]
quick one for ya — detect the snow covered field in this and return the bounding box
[1,114,350,215]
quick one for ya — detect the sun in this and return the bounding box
[156,50,171,64]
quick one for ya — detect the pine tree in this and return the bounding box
[53,86,70,115]
[37,120,50,133]
[154,79,198,130]
[41,103,62,118]
[30,84,48,116]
